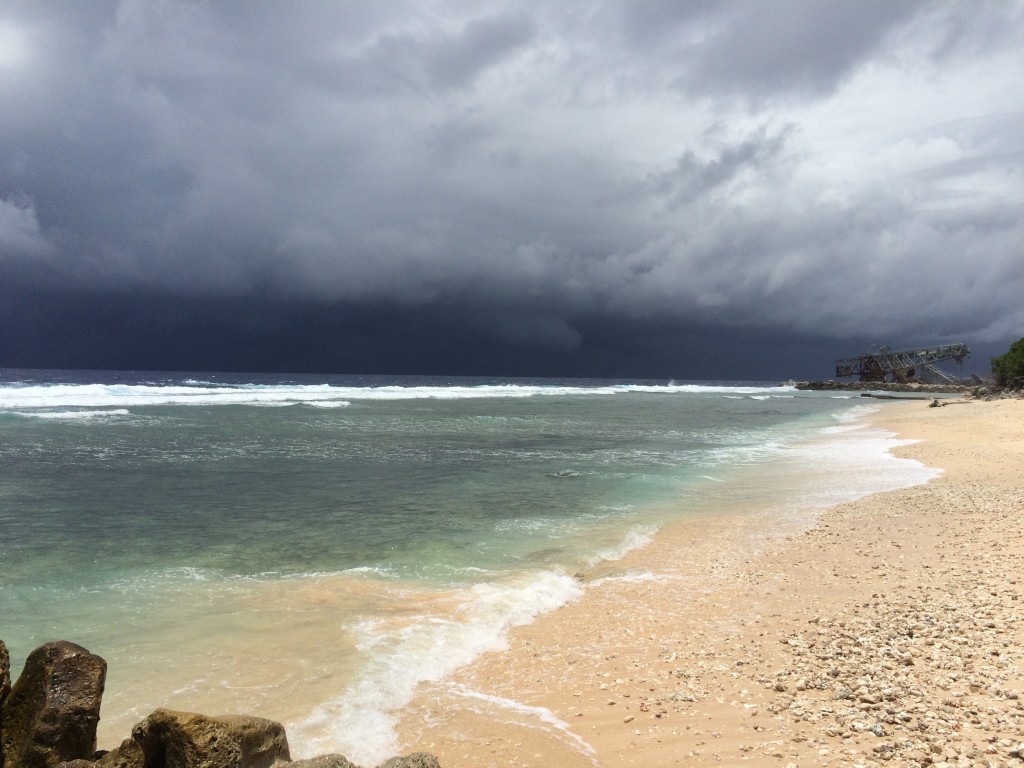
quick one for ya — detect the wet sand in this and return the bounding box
[396,399,1024,767]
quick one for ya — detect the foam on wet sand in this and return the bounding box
[395,399,1024,767]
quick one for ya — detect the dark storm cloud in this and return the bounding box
[1,1,1022,374]
[681,1,926,96]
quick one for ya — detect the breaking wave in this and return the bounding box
[0,381,796,411]
[289,569,582,765]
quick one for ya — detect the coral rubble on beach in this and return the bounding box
[705,477,1024,766]
[395,400,1024,767]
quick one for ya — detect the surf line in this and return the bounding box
[444,682,598,764]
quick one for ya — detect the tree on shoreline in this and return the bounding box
[991,338,1024,386]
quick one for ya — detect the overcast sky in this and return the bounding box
[1,1,1022,378]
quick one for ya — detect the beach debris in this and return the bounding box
[1,641,106,768]
[757,483,1024,766]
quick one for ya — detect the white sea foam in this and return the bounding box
[8,408,132,421]
[834,403,880,423]
[494,516,560,533]
[445,684,597,761]
[289,569,582,766]
[0,381,797,410]
[703,438,788,469]
[105,566,221,596]
[589,571,668,587]
[778,413,940,511]
[339,565,396,578]
[587,524,657,566]
[0,383,347,409]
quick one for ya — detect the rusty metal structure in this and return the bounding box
[835,343,970,384]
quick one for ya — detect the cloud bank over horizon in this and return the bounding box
[1,1,1022,375]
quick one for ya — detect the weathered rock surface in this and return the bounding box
[1,639,10,705]
[375,755,441,768]
[285,756,359,768]
[967,379,1024,400]
[2,641,441,768]
[124,709,291,768]
[1,638,11,768]
[1,641,106,768]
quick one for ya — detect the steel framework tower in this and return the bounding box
[835,343,970,384]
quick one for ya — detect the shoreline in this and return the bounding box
[394,399,1024,767]
[3,384,917,767]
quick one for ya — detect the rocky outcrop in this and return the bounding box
[375,756,440,768]
[286,757,359,768]
[2,640,441,768]
[75,709,293,768]
[794,380,970,393]
[967,378,1024,400]
[1,641,106,768]
[56,740,141,768]
[1,639,11,768]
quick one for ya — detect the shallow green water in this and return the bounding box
[0,371,936,763]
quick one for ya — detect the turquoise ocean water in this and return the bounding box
[0,370,938,764]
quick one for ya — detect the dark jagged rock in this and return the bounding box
[1,641,106,768]
[1,639,11,768]
[375,754,441,768]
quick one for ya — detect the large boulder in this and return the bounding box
[1,641,106,768]
[1,639,11,768]
[129,709,291,768]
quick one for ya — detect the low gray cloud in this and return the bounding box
[681,0,926,97]
[0,196,52,257]
[1,1,1022,372]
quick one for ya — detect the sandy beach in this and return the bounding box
[395,399,1024,768]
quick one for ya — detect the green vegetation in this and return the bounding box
[991,337,1024,385]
